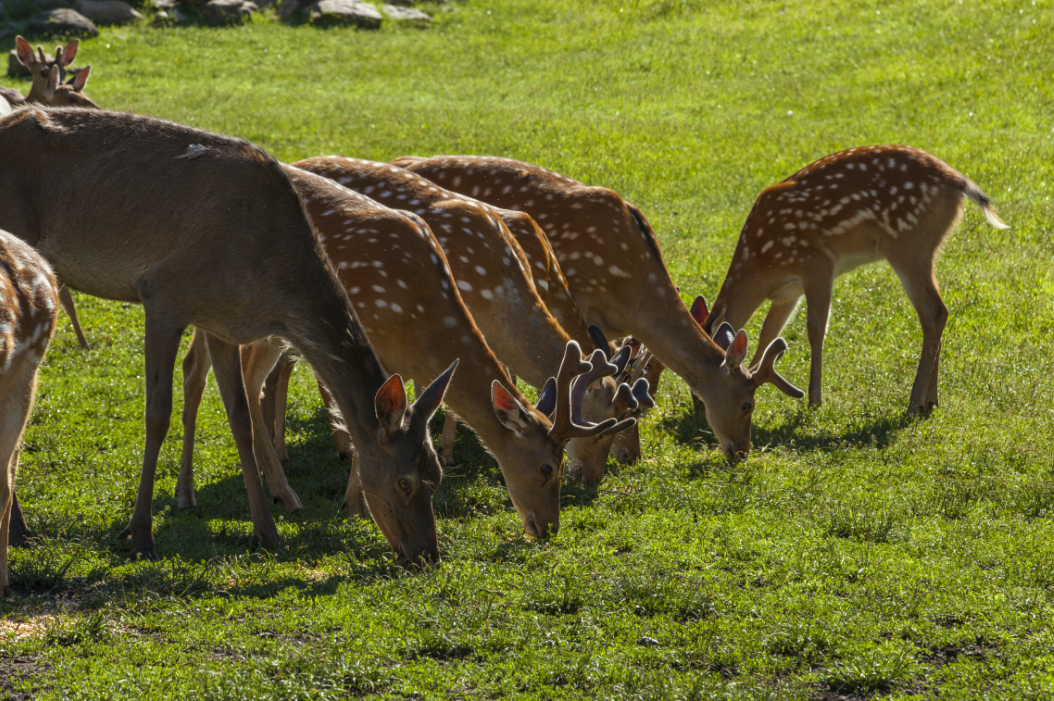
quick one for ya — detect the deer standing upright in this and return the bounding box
[0,108,449,563]
[291,157,648,477]
[0,230,59,593]
[702,145,1007,413]
[392,156,803,460]
[178,167,630,537]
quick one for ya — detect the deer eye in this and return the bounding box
[541,464,553,477]
[398,477,412,492]
[742,402,753,413]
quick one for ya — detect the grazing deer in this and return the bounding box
[392,156,803,460]
[14,37,91,350]
[702,145,1007,413]
[178,167,630,537]
[291,157,647,477]
[0,230,59,593]
[0,108,449,563]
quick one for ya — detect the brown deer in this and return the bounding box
[0,108,450,563]
[392,156,803,460]
[177,167,630,537]
[290,157,647,477]
[701,145,1007,413]
[0,230,60,593]
[14,37,91,351]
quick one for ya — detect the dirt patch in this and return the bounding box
[0,653,44,700]
[918,642,995,669]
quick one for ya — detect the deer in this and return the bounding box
[176,166,632,537]
[0,108,453,564]
[391,156,804,460]
[13,37,93,351]
[0,230,60,593]
[290,157,649,477]
[697,145,1008,413]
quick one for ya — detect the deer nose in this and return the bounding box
[524,513,557,538]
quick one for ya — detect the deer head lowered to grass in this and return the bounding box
[178,167,631,539]
[0,108,450,563]
[291,156,648,480]
[0,230,60,594]
[391,155,804,461]
[700,145,1007,414]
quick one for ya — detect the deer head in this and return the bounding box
[15,36,78,104]
[43,64,97,109]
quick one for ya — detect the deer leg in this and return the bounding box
[803,282,833,407]
[271,353,298,462]
[119,318,184,560]
[58,286,89,350]
[1,371,36,592]
[439,411,458,467]
[891,263,947,415]
[240,341,303,512]
[7,491,29,547]
[176,328,211,511]
[316,376,354,460]
[204,334,282,551]
[343,451,368,520]
[750,297,802,367]
[260,360,281,444]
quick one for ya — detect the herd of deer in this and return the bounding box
[0,38,1007,591]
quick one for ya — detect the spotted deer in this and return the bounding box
[14,37,91,350]
[0,108,450,563]
[700,145,1008,413]
[291,157,647,477]
[392,156,803,460]
[178,167,630,537]
[0,230,59,593]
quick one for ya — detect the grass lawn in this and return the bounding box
[2,0,1054,698]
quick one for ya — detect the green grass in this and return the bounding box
[2,0,1054,698]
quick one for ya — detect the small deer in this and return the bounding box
[0,108,448,563]
[392,156,803,460]
[43,63,97,109]
[291,157,647,478]
[178,167,630,537]
[703,145,1007,413]
[0,230,59,593]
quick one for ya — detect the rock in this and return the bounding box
[36,0,73,10]
[151,9,167,22]
[201,0,256,24]
[8,50,30,77]
[73,0,142,24]
[277,0,298,20]
[382,3,427,22]
[153,0,178,8]
[172,7,188,21]
[309,0,380,28]
[25,8,100,36]
[637,636,660,647]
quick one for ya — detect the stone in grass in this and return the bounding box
[25,8,100,37]
[309,0,380,28]
[202,0,257,24]
[8,50,29,77]
[382,3,427,22]
[277,0,299,20]
[73,0,142,24]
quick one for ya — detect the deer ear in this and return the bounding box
[689,295,709,327]
[534,377,557,417]
[610,344,632,377]
[492,381,531,436]
[713,322,735,351]
[70,65,90,92]
[588,324,610,359]
[412,359,457,422]
[15,37,34,68]
[723,330,749,370]
[61,40,78,67]
[375,374,408,434]
[44,67,59,100]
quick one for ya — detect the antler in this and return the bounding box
[749,338,805,398]
[548,343,629,444]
